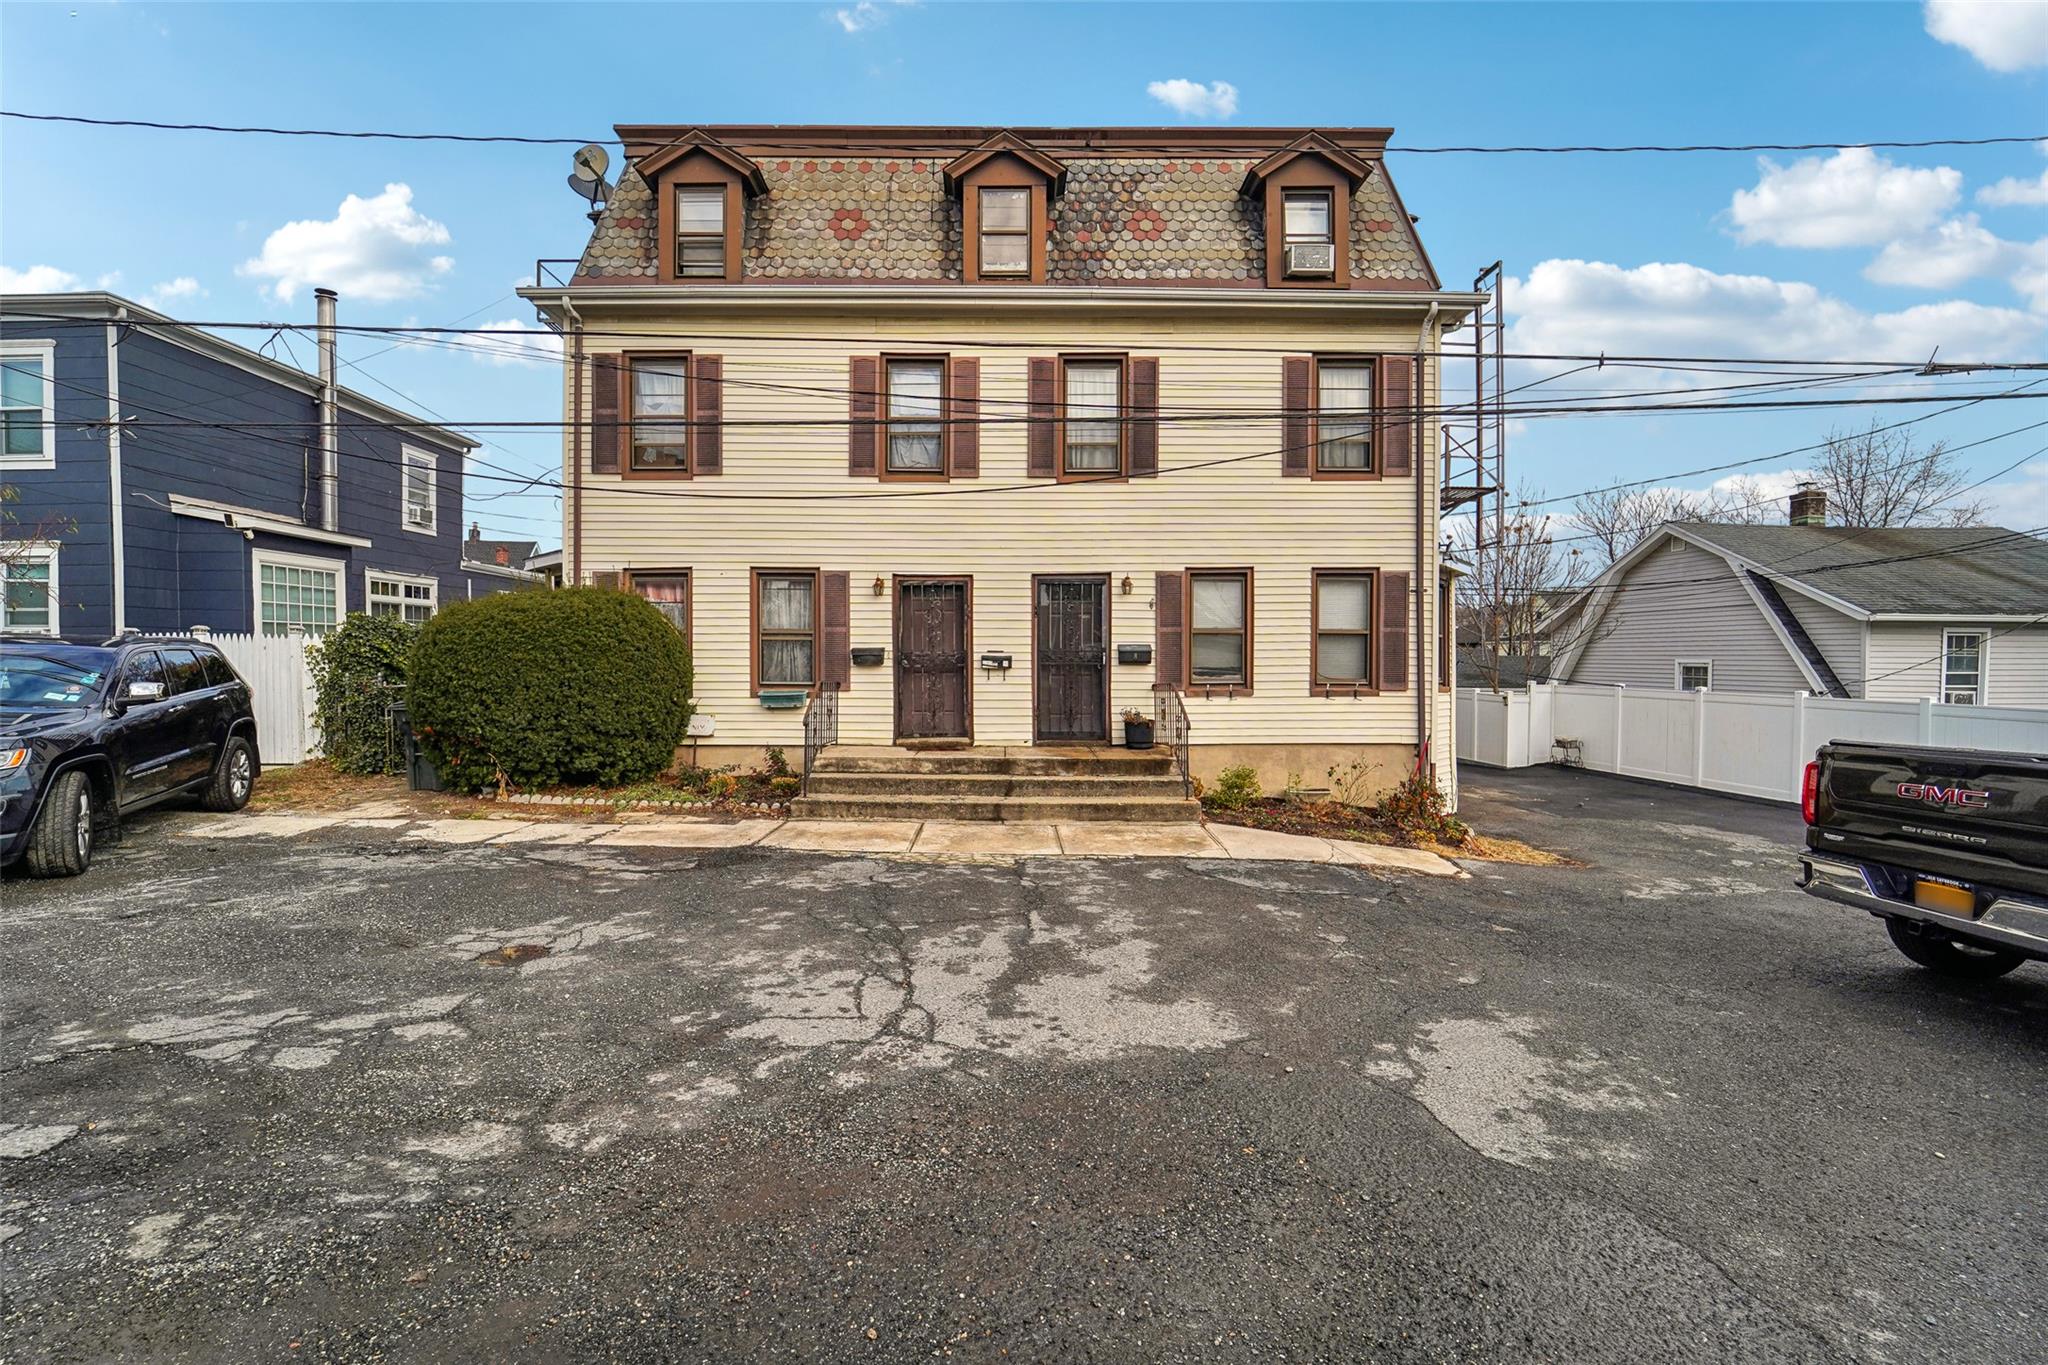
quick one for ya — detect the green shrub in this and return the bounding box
[407,587,692,792]
[307,613,419,775]
[769,775,801,800]
[1376,769,1469,845]
[1204,764,1262,811]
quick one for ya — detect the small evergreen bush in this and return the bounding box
[407,587,692,791]
[1204,764,1262,811]
[307,613,419,775]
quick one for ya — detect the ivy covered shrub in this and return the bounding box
[307,613,419,775]
[408,587,692,792]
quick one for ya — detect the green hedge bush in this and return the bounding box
[307,613,419,776]
[407,587,692,791]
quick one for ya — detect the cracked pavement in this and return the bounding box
[2,767,2042,1363]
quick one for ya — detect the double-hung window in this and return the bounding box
[630,571,690,634]
[401,446,437,532]
[675,187,727,278]
[1,340,55,468]
[1313,570,1375,687]
[978,187,1030,277]
[0,544,57,633]
[1063,359,1122,475]
[885,358,946,474]
[1315,361,1374,473]
[1941,629,1985,705]
[756,572,816,689]
[368,572,436,624]
[1283,190,1333,249]
[1189,571,1250,689]
[630,357,690,473]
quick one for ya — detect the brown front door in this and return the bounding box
[1034,577,1108,741]
[895,579,970,739]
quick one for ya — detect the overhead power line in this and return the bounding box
[5,110,2043,156]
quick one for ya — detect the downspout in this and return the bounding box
[105,307,127,633]
[1415,301,1440,774]
[564,300,585,586]
[315,288,339,533]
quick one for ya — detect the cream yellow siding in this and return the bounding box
[558,303,1454,790]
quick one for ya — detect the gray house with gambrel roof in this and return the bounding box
[1553,499,2048,707]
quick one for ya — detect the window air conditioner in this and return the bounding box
[1285,242,1336,277]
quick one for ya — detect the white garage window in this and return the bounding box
[254,550,342,637]
[367,571,437,624]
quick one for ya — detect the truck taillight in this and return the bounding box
[1801,761,1820,825]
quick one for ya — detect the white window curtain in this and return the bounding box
[1064,362,1120,471]
[887,361,944,471]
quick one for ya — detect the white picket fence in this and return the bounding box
[182,629,320,765]
[1458,681,2048,804]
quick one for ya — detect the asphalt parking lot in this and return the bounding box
[3,767,2043,1363]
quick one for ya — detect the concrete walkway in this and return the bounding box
[180,805,1463,876]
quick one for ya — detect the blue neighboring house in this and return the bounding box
[1,291,482,639]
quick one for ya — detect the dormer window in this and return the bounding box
[633,131,765,285]
[978,188,1031,277]
[674,187,728,277]
[945,132,1065,285]
[1241,133,1371,289]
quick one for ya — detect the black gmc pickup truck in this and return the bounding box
[1798,741,2047,979]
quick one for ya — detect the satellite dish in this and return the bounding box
[570,144,610,183]
[566,173,607,204]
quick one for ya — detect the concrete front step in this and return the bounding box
[814,745,1174,778]
[806,771,1182,798]
[788,793,1201,823]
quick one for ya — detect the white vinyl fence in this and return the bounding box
[1458,681,2048,804]
[181,629,320,765]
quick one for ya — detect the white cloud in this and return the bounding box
[0,263,82,293]
[1978,461,2048,530]
[832,0,913,34]
[1728,148,1961,248]
[237,183,454,304]
[1924,0,2048,73]
[1978,145,2048,207]
[1865,213,2048,303]
[466,318,563,368]
[142,276,206,310]
[1146,78,1240,121]
[96,271,123,290]
[1507,258,2043,370]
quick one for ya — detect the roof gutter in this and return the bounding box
[519,283,1488,322]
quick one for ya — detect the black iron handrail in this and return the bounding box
[801,684,840,794]
[1153,684,1192,798]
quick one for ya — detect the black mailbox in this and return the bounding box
[1117,644,1153,665]
[979,652,1013,671]
[851,646,886,667]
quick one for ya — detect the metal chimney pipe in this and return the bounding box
[314,287,339,533]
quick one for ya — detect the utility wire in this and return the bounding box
[6,110,2042,155]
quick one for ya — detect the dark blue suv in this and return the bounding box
[1,634,260,877]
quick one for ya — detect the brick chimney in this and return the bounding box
[1788,483,1827,527]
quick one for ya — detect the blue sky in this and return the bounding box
[3,0,2045,548]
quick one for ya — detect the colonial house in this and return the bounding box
[1552,488,2048,705]
[0,291,477,637]
[459,523,549,597]
[519,125,1485,805]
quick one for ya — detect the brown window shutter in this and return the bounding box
[591,571,620,591]
[820,571,851,692]
[1281,356,1312,477]
[1154,571,1185,688]
[1027,357,1057,479]
[848,356,880,477]
[691,354,722,475]
[948,356,979,477]
[1379,570,1411,691]
[1379,354,1416,477]
[591,355,623,474]
[1128,357,1159,477]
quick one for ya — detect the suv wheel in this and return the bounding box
[1885,916,2025,980]
[24,770,94,878]
[203,736,257,812]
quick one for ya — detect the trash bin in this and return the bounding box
[391,701,443,792]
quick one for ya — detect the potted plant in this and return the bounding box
[1121,707,1155,751]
